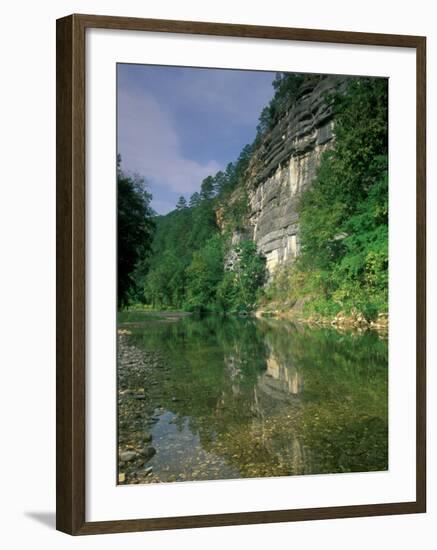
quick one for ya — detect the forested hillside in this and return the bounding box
[124,142,266,313]
[118,73,388,322]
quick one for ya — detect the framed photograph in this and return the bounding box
[56,14,426,535]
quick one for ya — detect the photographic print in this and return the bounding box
[116,64,389,486]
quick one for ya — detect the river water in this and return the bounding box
[117,313,388,484]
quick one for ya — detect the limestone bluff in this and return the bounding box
[217,75,349,276]
[131,72,388,323]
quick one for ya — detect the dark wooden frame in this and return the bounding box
[56,13,427,535]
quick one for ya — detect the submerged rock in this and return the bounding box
[140,446,156,460]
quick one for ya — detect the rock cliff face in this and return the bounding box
[240,75,348,275]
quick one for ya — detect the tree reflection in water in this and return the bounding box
[118,312,388,483]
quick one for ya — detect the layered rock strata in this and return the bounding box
[243,75,349,275]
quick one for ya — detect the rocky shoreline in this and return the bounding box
[255,308,388,335]
[117,330,167,484]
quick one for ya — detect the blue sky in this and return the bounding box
[117,64,275,214]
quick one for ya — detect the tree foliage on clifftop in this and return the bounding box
[256,73,306,137]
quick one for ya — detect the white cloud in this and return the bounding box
[117,90,220,195]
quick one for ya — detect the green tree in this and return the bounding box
[117,161,155,307]
[189,192,201,208]
[212,170,227,195]
[217,241,266,312]
[200,175,215,201]
[176,195,188,210]
[233,241,267,310]
[256,106,271,136]
[184,235,224,311]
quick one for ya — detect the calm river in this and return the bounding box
[117,313,388,484]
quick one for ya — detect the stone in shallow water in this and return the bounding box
[119,451,137,462]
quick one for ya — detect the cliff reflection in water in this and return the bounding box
[117,313,388,484]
